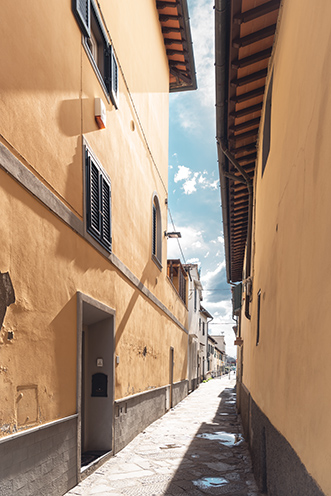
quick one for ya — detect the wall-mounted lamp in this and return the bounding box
[164,231,181,239]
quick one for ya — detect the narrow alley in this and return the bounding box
[66,376,261,496]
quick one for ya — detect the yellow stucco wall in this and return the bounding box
[0,1,188,437]
[241,1,331,493]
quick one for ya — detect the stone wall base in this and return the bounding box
[0,415,77,496]
[238,382,324,496]
[114,380,188,453]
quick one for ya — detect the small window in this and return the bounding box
[152,195,162,268]
[73,0,118,107]
[256,290,261,345]
[85,148,112,252]
[202,322,205,336]
[262,72,273,176]
[194,288,197,312]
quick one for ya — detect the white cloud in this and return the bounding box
[204,251,209,258]
[201,261,226,286]
[173,165,220,195]
[198,172,207,184]
[187,257,200,264]
[189,0,215,108]
[174,165,191,183]
[169,0,215,132]
[167,225,208,260]
[183,176,197,195]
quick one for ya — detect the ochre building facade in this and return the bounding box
[0,1,196,494]
[216,0,331,495]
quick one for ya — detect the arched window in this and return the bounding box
[152,194,162,268]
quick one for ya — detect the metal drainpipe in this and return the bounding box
[217,140,253,320]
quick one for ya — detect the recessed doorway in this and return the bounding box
[77,293,115,472]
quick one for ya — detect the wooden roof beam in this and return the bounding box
[236,152,257,163]
[232,194,249,203]
[230,117,261,132]
[234,0,280,24]
[232,239,247,245]
[159,14,182,21]
[232,143,257,154]
[162,26,182,33]
[167,48,188,56]
[232,24,277,48]
[229,127,259,142]
[230,102,263,118]
[170,66,192,84]
[232,210,248,218]
[231,68,268,87]
[157,1,179,8]
[231,86,265,104]
[165,38,186,46]
[232,47,272,69]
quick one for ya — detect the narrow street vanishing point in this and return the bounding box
[66,375,261,496]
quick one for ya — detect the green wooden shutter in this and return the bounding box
[101,177,111,251]
[111,47,119,107]
[103,44,118,107]
[152,204,157,256]
[87,157,101,239]
[232,283,242,315]
[74,0,90,37]
[104,45,112,94]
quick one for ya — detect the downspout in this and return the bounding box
[218,142,253,320]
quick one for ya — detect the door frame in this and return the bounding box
[76,292,115,478]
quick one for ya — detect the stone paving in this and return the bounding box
[66,375,263,495]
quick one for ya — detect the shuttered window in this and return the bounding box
[152,204,157,256]
[73,0,118,107]
[75,0,90,37]
[105,45,119,108]
[152,195,162,269]
[262,72,273,176]
[86,150,112,252]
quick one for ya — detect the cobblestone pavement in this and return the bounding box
[66,375,262,495]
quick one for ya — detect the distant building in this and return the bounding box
[183,263,202,391]
[211,334,226,354]
[209,334,226,375]
[199,306,213,380]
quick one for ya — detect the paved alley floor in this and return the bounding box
[66,375,262,495]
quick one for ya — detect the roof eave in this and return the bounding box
[156,0,197,92]
[169,0,197,92]
[215,0,232,283]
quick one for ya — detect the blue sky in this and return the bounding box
[166,0,236,357]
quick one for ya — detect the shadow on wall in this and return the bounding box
[52,295,78,418]
[0,271,15,329]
